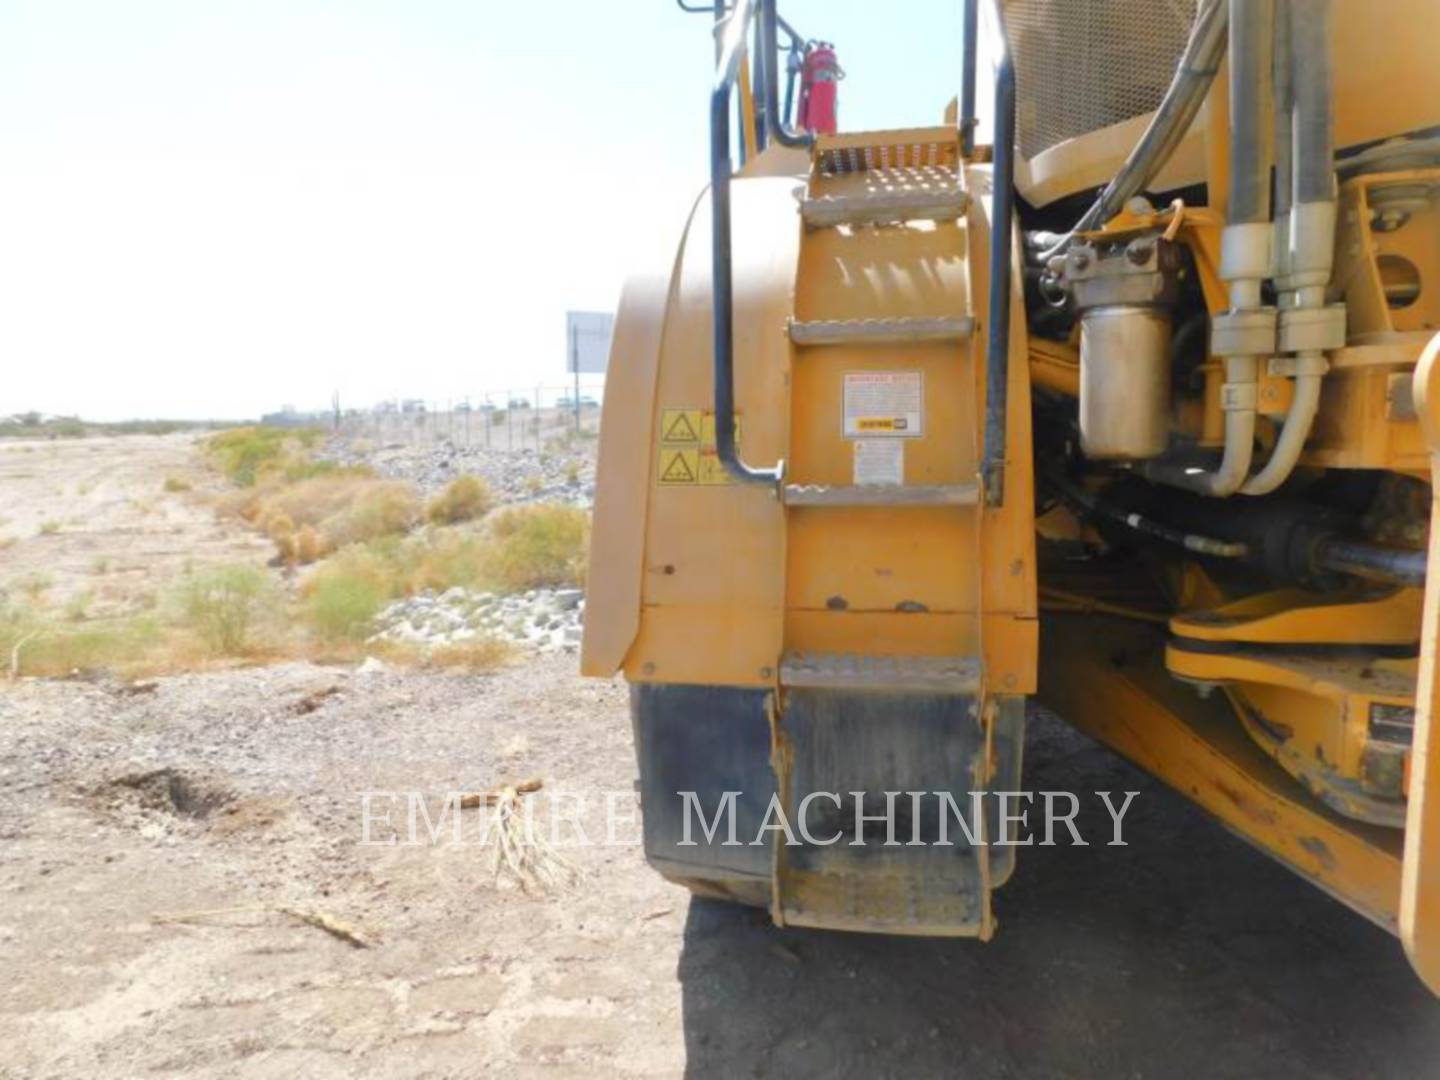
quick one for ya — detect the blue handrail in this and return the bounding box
[960,0,1017,508]
[710,0,783,485]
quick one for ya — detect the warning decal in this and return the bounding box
[661,409,702,444]
[843,371,924,439]
[657,407,740,487]
[658,448,699,485]
[853,438,904,485]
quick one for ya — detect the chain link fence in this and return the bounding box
[335,383,605,452]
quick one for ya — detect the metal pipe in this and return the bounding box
[710,0,782,486]
[982,46,1016,507]
[759,0,814,149]
[959,0,979,158]
[1040,0,1229,262]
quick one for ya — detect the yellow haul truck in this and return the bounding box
[582,0,1440,992]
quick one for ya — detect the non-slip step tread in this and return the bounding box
[789,315,975,346]
[780,652,982,693]
[783,483,979,507]
[801,187,969,228]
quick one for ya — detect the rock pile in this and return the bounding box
[369,586,585,654]
[322,437,595,507]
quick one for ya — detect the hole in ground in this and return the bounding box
[111,768,235,820]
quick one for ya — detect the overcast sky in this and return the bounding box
[1,0,974,420]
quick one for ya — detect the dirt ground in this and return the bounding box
[0,434,271,616]
[3,436,1440,1078]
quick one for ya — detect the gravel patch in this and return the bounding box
[369,586,585,654]
[321,436,596,507]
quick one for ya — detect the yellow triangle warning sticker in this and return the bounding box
[661,410,701,444]
[658,448,698,485]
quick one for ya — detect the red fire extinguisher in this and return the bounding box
[799,42,843,136]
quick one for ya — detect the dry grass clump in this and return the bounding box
[403,531,489,594]
[426,475,493,526]
[418,638,514,671]
[2,561,282,677]
[481,504,589,591]
[223,472,420,566]
[162,476,191,493]
[1,604,164,678]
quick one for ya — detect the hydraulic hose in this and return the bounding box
[1241,0,1338,496]
[1138,355,1258,496]
[1316,539,1427,589]
[1289,0,1336,208]
[1271,0,1293,285]
[1145,2,1274,498]
[1050,472,1249,559]
[1228,0,1274,230]
[1039,0,1228,263]
[1240,356,1325,494]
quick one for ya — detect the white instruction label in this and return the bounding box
[843,371,923,438]
[853,439,904,486]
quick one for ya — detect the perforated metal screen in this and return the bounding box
[1002,0,1198,160]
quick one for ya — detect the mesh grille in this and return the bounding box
[1002,0,1198,160]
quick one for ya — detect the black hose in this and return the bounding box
[1040,0,1228,261]
[1049,473,1249,558]
[1316,540,1426,588]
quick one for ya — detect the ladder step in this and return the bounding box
[801,188,969,228]
[789,315,975,347]
[781,652,982,694]
[783,483,979,508]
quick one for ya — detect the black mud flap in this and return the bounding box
[629,683,1024,931]
[774,691,1023,938]
[630,683,777,904]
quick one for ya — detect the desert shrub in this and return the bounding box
[162,476,191,493]
[178,564,278,654]
[16,572,52,600]
[293,524,327,565]
[322,482,419,546]
[303,548,397,641]
[402,531,489,594]
[426,475,493,526]
[229,473,419,561]
[481,504,589,591]
[205,426,322,487]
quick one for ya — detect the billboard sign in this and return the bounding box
[566,311,615,375]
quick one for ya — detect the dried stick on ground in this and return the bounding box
[464,779,579,893]
[152,904,372,948]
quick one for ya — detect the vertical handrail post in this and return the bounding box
[959,0,980,158]
[711,0,783,485]
[981,31,1016,508]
